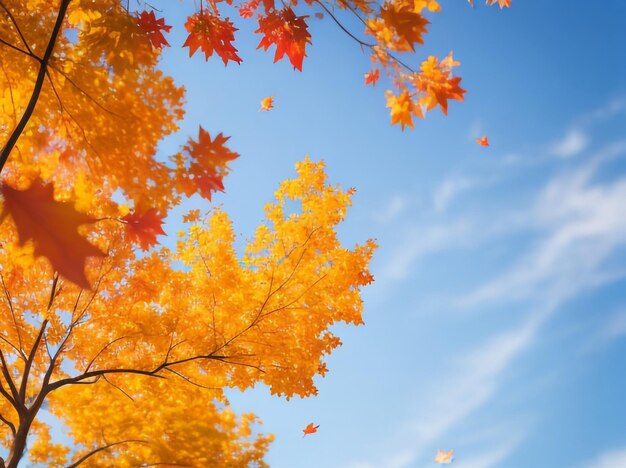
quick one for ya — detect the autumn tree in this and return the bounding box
[0,0,508,465]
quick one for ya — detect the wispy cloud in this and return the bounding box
[362,100,626,468]
[373,195,408,224]
[550,128,589,158]
[582,447,626,468]
[433,175,476,213]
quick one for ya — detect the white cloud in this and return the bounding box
[433,175,476,213]
[583,447,626,468]
[374,195,408,224]
[550,128,589,158]
[380,220,471,281]
[461,143,626,309]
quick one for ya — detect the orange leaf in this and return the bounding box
[136,10,172,49]
[415,55,466,115]
[476,135,489,146]
[256,8,311,71]
[178,127,239,201]
[182,209,201,223]
[364,69,380,86]
[486,0,510,8]
[122,208,166,251]
[302,422,319,436]
[260,96,274,111]
[0,179,104,288]
[435,449,454,464]
[183,12,242,65]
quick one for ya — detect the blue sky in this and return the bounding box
[149,1,626,467]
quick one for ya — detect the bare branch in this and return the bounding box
[0,412,15,435]
[0,0,71,171]
[67,439,149,468]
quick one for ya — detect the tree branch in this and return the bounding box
[0,0,71,172]
[67,439,148,468]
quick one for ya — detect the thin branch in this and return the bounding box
[0,272,24,356]
[0,0,35,54]
[102,375,134,401]
[0,36,39,61]
[0,412,15,435]
[164,368,218,391]
[0,0,71,171]
[67,439,148,468]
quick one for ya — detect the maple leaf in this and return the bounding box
[435,449,454,464]
[385,89,421,130]
[315,12,324,19]
[486,0,511,8]
[183,209,201,223]
[136,10,172,49]
[367,1,429,52]
[302,422,319,436]
[238,0,260,18]
[364,69,380,86]
[122,208,166,251]
[476,135,489,146]
[414,55,466,115]
[178,127,239,201]
[0,179,104,289]
[260,96,274,111]
[256,8,311,71]
[183,12,242,65]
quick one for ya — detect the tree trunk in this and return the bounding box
[5,413,35,468]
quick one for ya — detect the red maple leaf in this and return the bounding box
[1,179,105,288]
[136,10,172,49]
[256,8,311,71]
[238,0,259,18]
[183,12,242,65]
[475,135,489,146]
[364,69,380,86]
[178,127,239,201]
[122,208,166,251]
[302,422,320,436]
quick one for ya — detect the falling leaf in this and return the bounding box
[177,127,239,201]
[0,179,104,288]
[468,0,474,6]
[302,422,320,436]
[260,96,274,111]
[435,449,454,464]
[314,12,324,19]
[476,135,489,146]
[183,12,242,65]
[364,69,380,86]
[122,208,166,251]
[136,10,172,49]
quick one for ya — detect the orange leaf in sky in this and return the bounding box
[435,449,454,464]
[302,422,319,436]
[256,8,311,71]
[179,127,239,201]
[183,11,242,65]
[136,10,172,49]
[364,69,380,86]
[0,179,104,288]
[122,208,166,251]
[260,96,274,111]
[486,0,511,8]
[476,135,489,146]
